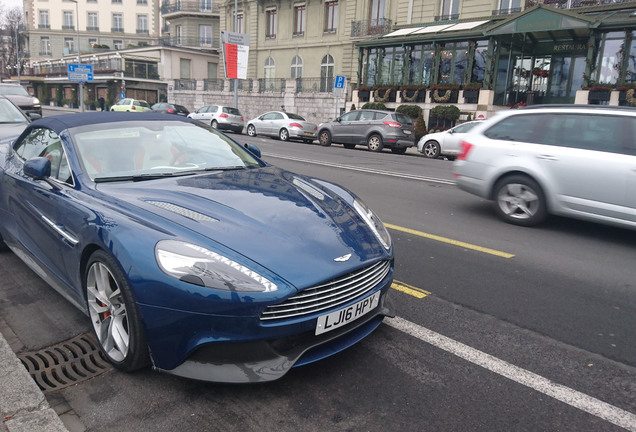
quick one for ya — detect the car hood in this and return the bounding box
[3,94,35,105]
[97,166,389,289]
[0,123,29,142]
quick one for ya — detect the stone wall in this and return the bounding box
[168,79,348,125]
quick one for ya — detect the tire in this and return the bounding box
[391,147,408,155]
[247,124,256,137]
[318,130,332,147]
[367,134,384,152]
[211,120,218,129]
[492,175,547,227]
[85,250,150,371]
[279,128,289,141]
[422,140,440,159]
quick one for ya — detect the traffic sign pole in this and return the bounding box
[334,75,346,118]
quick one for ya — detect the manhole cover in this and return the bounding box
[18,333,112,393]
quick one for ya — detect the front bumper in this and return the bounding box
[142,277,394,383]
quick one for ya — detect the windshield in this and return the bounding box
[286,113,306,121]
[0,98,29,123]
[70,120,263,181]
[0,85,30,96]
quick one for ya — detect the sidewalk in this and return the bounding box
[0,331,69,432]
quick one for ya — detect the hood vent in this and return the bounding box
[146,200,219,223]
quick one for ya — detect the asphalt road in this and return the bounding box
[0,118,635,431]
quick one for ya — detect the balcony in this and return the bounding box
[434,13,459,21]
[492,7,522,15]
[159,36,219,49]
[350,18,392,38]
[524,0,632,8]
[161,0,220,16]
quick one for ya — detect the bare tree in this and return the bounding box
[1,7,24,80]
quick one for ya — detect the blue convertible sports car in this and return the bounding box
[0,112,394,382]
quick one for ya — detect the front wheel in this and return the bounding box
[422,140,440,159]
[367,134,384,152]
[318,130,332,146]
[493,175,547,227]
[247,124,256,137]
[85,250,149,371]
[279,128,289,141]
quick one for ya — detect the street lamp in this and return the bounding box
[69,0,84,112]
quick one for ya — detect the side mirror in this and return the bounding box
[244,143,262,158]
[24,157,51,179]
[24,157,61,190]
[28,113,42,121]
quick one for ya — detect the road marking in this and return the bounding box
[263,153,455,185]
[391,281,430,299]
[386,317,636,432]
[385,223,515,259]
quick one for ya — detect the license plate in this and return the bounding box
[304,132,313,136]
[315,292,380,335]
[403,130,412,135]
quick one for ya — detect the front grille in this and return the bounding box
[260,260,390,321]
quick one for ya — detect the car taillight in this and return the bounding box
[457,141,474,160]
[132,106,136,110]
[220,113,228,118]
[289,122,303,128]
[383,121,401,128]
[167,108,175,113]
[241,116,244,121]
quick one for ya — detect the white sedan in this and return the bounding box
[246,111,317,143]
[417,120,482,159]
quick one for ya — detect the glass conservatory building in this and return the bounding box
[355,3,636,107]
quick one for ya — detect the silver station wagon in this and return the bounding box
[453,105,636,229]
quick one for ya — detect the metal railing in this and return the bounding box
[161,0,220,14]
[258,78,285,93]
[174,79,196,90]
[203,79,223,91]
[295,77,334,93]
[524,0,632,8]
[159,36,219,49]
[350,18,392,37]
[492,7,522,15]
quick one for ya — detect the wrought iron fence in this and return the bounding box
[203,79,223,91]
[174,79,196,90]
[295,77,335,93]
[524,0,631,8]
[350,18,392,37]
[258,78,286,93]
[161,0,220,14]
[159,36,220,49]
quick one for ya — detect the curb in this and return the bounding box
[0,332,69,432]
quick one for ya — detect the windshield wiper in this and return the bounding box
[94,171,197,183]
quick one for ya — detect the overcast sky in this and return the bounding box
[3,0,23,13]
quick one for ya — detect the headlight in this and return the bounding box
[33,98,40,105]
[353,199,391,250]
[155,240,277,292]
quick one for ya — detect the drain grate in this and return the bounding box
[18,333,112,393]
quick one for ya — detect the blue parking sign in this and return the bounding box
[334,75,345,89]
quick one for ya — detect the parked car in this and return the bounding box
[417,120,483,159]
[151,102,190,116]
[246,111,317,142]
[0,96,33,143]
[188,105,244,133]
[110,98,152,112]
[453,105,636,229]
[0,112,394,383]
[0,83,42,119]
[317,109,415,154]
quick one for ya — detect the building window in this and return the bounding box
[208,62,217,79]
[112,13,123,32]
[438,42,469,85]
[597,32,624,84]
[180,58,191,79]
[40,36,51,55]
[63,11,74,30]
[137,14,148,34]
[65,37,75,53]
[137,0,147,4]
[200,25,212,46]
[87,12,98,31]
[497,0,521,14]
[369,0,385,26]
[439,0,459,20]
[88,38,98,48]
[236,12,243,33]
[324,1,337,33]
[112,0,122,4]
[291,55,303,78]
[114,39,123,49]
[266,9,276,38]
[264,56,275,85]
[320,54,334,92]
[293,4,306,36]
[200,0,211,12]
[39,10,50,29]
[175,25,182,44]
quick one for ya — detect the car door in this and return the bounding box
[260,112,280,137]
[331,111,361,144]
[521,113,632,222]
[443,121,481,155]
[2,127,80,290]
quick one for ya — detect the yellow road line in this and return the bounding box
[385,223,515,259]
[391,281,430,299]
